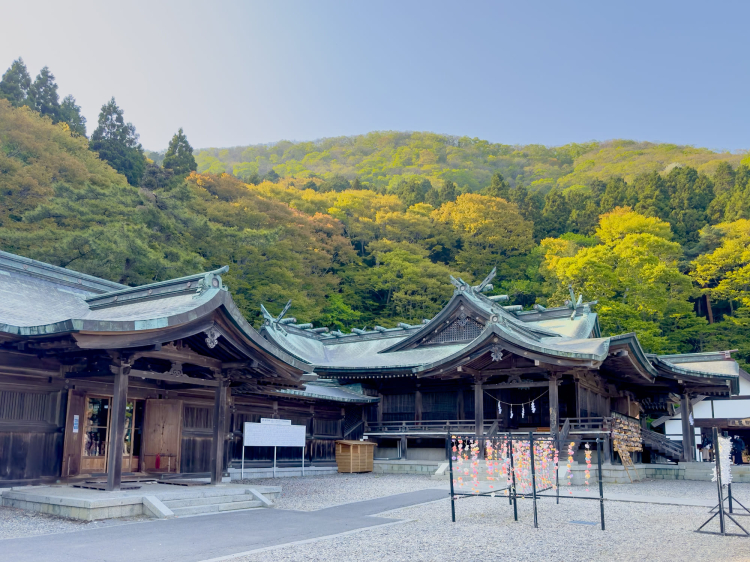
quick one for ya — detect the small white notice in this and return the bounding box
[73,415,79,433]
[242,420,307,478]
[260,418,291,425]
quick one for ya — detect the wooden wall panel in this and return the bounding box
[142,399,182,472]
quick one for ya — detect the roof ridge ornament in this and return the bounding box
[473,267,497,293]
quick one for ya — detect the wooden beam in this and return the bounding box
[106,358,128,491]
[129,368,220,387]
[210,381,229,484]
[483,381,558,390]
[133,348,222,370]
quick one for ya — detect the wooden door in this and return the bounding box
[61,390,85,478]
[142,399,183,473]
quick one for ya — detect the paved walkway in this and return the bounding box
[0,489,448,562]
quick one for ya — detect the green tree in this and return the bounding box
[482,171,510,199]
[318,174,351,192]
[163,128,197,175]
[541,207,695,352]
[707,161,736,223]
[664,166,713,246]
[89,97,146,186]
[537,188,570,239]
[27,66,60,121]
[0,58,31,107]
[599,176,636,212]
[633,171,669,219]
[393,176,432,206]
[59,95,87,137]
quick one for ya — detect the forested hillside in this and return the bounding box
[195,133,744,193]
[2,59,750,369]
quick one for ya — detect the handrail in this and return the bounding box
[642,428,683,457]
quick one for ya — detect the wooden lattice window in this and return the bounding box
[426,314,484,345]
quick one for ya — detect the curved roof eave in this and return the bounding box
[413,324,608,376]
[607,332,659,380]
[1,287,311,374]
[651,356,740,395]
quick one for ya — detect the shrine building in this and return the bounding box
[261,268,743,465]
[0,250,374,489]
[0,252,743,490]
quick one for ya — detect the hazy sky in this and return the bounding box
[3,1,749,151]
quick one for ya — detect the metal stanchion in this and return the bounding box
[597,437,605,531]
[509,432,518,521]
[448,435,456,523]
[530,431,538,529]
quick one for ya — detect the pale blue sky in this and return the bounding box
[3,1,748,151]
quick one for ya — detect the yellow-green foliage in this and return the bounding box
[558,140,742,187]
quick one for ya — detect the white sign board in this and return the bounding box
[72,415,79,433]
[244,421,305,447]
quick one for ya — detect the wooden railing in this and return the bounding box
[642,428,683,459]
[364,417,612,435]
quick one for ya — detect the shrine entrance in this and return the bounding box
[62,393,145,477]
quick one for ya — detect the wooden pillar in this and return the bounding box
[211,380,229,484]
[680,393,694,462]
[457,388,465,421]
[474,378,485,459]
[474,379,484,438]
[549,374,560,446]
[415,387,422,422]
[106,358,129,491]
[376,392,383,424]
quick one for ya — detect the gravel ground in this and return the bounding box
[0,506,149,540]
[239,474,443,511]
[233,476,750,562]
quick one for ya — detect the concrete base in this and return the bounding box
[228,466,337,480]
[1,483,281,521]
[374,460,441,475]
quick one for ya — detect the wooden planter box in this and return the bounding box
[335,440,376,473]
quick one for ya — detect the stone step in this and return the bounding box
[163,494,252,509]
[171,500,262,517]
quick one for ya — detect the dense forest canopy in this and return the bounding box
[1,58,750,369]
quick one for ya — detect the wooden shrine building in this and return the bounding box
[261,269,742,464]
[0,251,375,488]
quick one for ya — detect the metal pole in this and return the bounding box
[530,431,538,529]
[597,438,605,531]
[273,446,277,479]
[507,436,512,506]
[448,435,456,523]
[713,427,726,535]
[556,439,560,505]
[241,445,244,480]
[728,483,733,514]
[302,445,305,477]
[509,432,518,521]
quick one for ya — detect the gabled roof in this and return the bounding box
[0,250,310,378]
[260,270,741,396]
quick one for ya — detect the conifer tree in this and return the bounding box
[89,97,146,186]
[0,58,31,107]
[482,171,511,199]
[59,95,87,137]
[28,66,60,121]
[163,128,197,175]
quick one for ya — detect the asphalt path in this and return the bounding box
[0,489,448,562]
